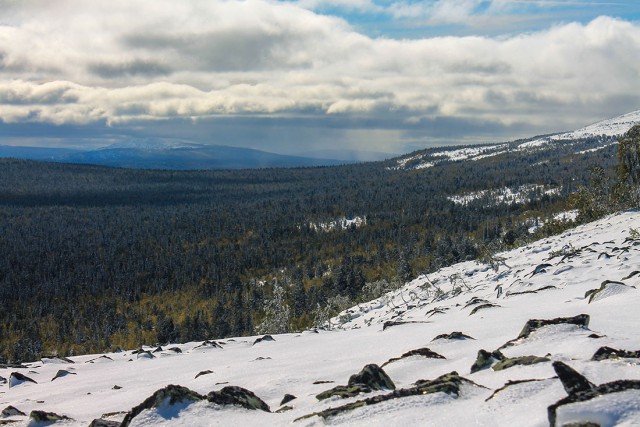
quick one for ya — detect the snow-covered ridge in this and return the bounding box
[447,184,560,206]
[307,216,366,232]
[2,212,640,426]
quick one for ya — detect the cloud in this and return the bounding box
[0,0,639,153]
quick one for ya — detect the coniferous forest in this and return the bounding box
[0,136,620,363]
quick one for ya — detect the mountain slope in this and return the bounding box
[2,211,639,426]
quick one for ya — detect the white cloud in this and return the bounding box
[0,0,639,151]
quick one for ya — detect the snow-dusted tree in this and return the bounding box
[257,283,291,335]
[618,125,640,206]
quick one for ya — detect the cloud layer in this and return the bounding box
[0,0,639,152]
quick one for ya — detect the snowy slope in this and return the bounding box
[1,211,640,426]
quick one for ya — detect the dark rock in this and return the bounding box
[300,371,485,422]
[51,369,76,381]
[585,280,634,303]
[382,320,431,330]
[426,307,448,317]
[432,331,474,341]
[552,361,595,395]
[195,370,214,379]
[381,348,446,367]
[121,385,204,426]
[275,405,293,413]
[470,349,506,373]
[86,355,113,363]
[500,314,590,349]
[587,333,603,339]
[313,380,334,384]
[41,356,74,364]
[317,364,395,400]
[112,385,122,390]
[136,351,154,359]
[280,394,297,406]
[469,303,500,315]
[152,346,163,353]
[193,340,223,350]
[0,376,5,385]
[88,419,120,427]
[463,297,489,308]
[252,335,275,345]
[207,386,270,412]
[485,378,551,401]
[316,384,374,400]
[492,355,550,371]
[29,410,71,423]
[506,285,557,297]
[591,346,640,361]
[2,406,26,417]
[252,357,272,361]
[622,270,640,280]
[167,347,182,353]
[548,361,640,426]
[530,263,553,276]
[8,372,37,388]
[131,348,146,355]
[561,422,600,427]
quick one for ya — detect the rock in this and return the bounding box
[552,361,595,395]
[432,331,474,341]
[121,385,204,426]
[131,348,146,355]
[195,370,214,379]
[381,348,446,367]
[29,410,71,423]
[585,280,635,303]
[51,369,76,381]
[252,335,275,345]
[275,405,293,413]
[8,372,37,388]
[548,361,640,426]
[463,297,489,308]
[152,346,163,353]
[2,406,26,417]
[167,347,182,353]
[0,376,5,385]
[530,263,553,276]
[86,355,113,363]
[500,314,590,349]
[136,351,154,360]
[591,346,640,361]
[41,356,74,364]
[485,379,550,401]
[561,422,600,427]
[280,394,296,406]
[312,380,334,384]
[300,371,484,421]
[88,419,120,427]
[317,364,395,400]
[470,349,506,373]
[587,333,603,339]
[622,270,640,280]
[193,340,223,350]
[207,386,270,412]
[492,355,550,371]
[112,385,122,390]
[382,320,431,330]
[469,303,500,315]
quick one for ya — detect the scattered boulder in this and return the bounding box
[506,285,557,297]
[207,386,270,412]
[136,351,155,360]
[0,376,5,385]
[195,370,214,379]
[485,378,550,401]
[500,314,590,349]
[2,406,26,417]
[382,320,431,330]
[463,297,489,308]
[470,303,500,315]
[193,340,223,350]
[470,349,506,373]
[432,331,474,341]
[381,348,446,367]
[152,346,163,353]
[621,270,640,280]
[41,356,74,364]
[51,369,76,381]
[426,307,448,317]
[167,347,182,353]
[8,372,37,388]
[492,355,550,371]
[86,355,113,363]
[585,280,635,303]
[317,364,395,400]
[253,335,275,345]
[29,410,71,423]
[112,385,122,390]
[121,385,205,426]
[300,371,484,421]
[591,346,640,361]
[312,380,334,385]
[587,333,604,339]
[530,263,553,276]
[548,361,640,426]
[280,394,296,406]
[276,405,294,413]
[89,419,120,427]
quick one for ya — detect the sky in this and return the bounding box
[0,0,639,156]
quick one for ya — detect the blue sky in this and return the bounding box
[0,0,639,157]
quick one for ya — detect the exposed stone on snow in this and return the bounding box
[167,347,182,353]
[51,369,76,381]
[41,356,74,364]
[85,355,113,363]
[382,320,431,330]
[469,303,500,315]
[300,371,484,421]
[485,378,551,401]
[280,394,297,406]
[193,340,223,350]
[317,364,395,400]
[431,331,474,341]
[622,270,640,280]
[152,346,163,353]
[1,406,26,417]
[253,335,275,345]
[381,348,446,367]
[135,351,155,360]
[120,385,205,427]
[500,314,590,349]
[0,376,5,385]
[470,349,506,373]
[88,419,120,427]
[29,410,71,423]
[207,386,270,412]
[8,372,37,388]
[492,355,550,371]
[195,370,214,379]
[548,361,640,426]
[591,346,640,361]
[463,297,489,308]
[530,263,553,276]
[585,280,635,303]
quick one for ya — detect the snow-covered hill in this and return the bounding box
[2,211,640,426]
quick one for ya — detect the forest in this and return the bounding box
[0,135,621,363]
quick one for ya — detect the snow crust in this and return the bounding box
[1,211,640,426]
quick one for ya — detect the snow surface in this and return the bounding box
[2,212,640,426]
